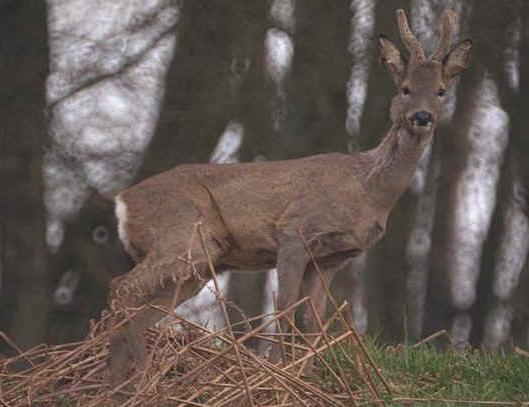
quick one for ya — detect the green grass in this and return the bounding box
[314,338,529,405]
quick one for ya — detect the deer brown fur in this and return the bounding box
[107,9,472,381]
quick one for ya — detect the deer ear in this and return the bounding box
[379,35,407,85]
[443,39,473,81]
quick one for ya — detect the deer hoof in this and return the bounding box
[126,322,148,369]
[108,332,132,384]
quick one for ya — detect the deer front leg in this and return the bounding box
[262,240,309,363]
[300,262,342,334]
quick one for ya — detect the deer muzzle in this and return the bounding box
[409,111,433,127]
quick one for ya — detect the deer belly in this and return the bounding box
[221,220,279,270]
[220,248,277,270]
[318,249,363,268]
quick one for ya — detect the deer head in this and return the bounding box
[379,9,472,137]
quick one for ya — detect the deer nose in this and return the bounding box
[410,111,433,127]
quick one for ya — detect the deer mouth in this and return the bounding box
[405,118,434,139]
[411,120,433,130]
[406,113,434,135]
[408,111,434,128]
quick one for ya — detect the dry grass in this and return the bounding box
[0,297,388,407]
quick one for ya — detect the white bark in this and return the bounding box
[45,0,180,251]
[482,175,528,350]
[264,0,295,131]
[504,17,521,93]
[210,121,245,164]
[345,0,374,150]
[449,76,509,343]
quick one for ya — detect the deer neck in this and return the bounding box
[362,123,432,211]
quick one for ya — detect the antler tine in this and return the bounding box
[396,9,425,62]
[431,9,456,62]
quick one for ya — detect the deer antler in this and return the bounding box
[396,9,425,62]
[431,9,456,62]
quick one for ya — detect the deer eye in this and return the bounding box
[438,88,446,97]
[401,86,410,95]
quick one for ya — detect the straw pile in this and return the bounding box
[1,267,391,406]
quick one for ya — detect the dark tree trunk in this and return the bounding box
[226,271,268,346]
[136,0,269,179]
[237,2,276,163]
[47,194,133,345]
[511,2,529,193]
[287,0,351,157]
[366,192,420,342]
[135,0,229,178]
[506,1,529,346]
[0,0,52,351]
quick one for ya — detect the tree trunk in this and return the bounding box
[46,194,133,344]
[506,1,529,346]
[136,0,269,179]
[287,0,351,157]
[0,0,52,351]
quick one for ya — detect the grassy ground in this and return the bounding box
[315,338,529,405]
[5,322,529,406]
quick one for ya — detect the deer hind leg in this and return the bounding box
[291,262,340,375]
[108,282,182,383]
[108,277,204,383]
[107,240,222,383]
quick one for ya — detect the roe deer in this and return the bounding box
[108,9,472,381]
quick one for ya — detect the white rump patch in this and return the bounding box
[115,195,130,254]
